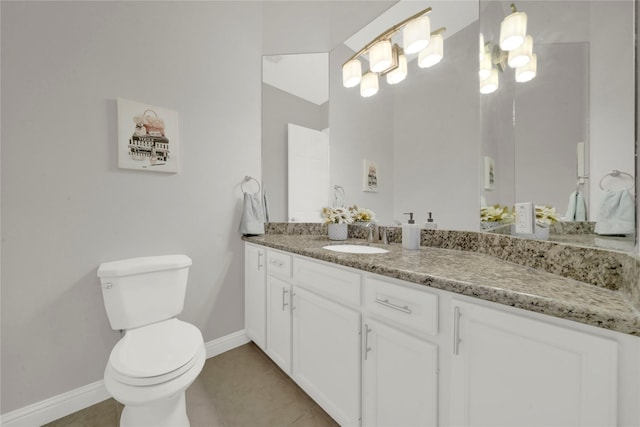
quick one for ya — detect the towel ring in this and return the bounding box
[241,176,261,194]
[599,170,634,191]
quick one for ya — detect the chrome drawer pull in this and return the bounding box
[282,288,289,311]
[364,324,372,360]
[375,297,412,314]
[270,259,284,267]
[453,306,461,355]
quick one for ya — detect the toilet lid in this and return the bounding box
[109,318,203,380]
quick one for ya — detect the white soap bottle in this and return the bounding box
[423,212,438,230]
[402,212,421,250]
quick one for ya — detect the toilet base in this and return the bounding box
[120,392,189,427]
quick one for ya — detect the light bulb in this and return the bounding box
[499,11,527,51]
[360,72,379,97]
[403,15,431,54]
[342,59,362,88]
[369,40,393,73]
[418,33,444,68]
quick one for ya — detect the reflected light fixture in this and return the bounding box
[508,34,533,68]
[499,3,527,51]
[403,15,431,54]
[387,51,408,84]
[342,6,446,98]
[342,59,362,88]
[481,3,536,94]
[515,53,537,82]
[360,72,379,97]
[418,30,444,68]
[480,68,499,94]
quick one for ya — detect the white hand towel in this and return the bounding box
[239,192,265,235]
[594,189,635,235]
[565,191,587,221]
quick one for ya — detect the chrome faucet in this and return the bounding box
[365,222,378,243]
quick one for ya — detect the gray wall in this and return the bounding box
[262,83,328,222]
[329,44,395,223]
[1,1,262,413]
[393,22,481,230]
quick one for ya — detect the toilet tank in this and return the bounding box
[97,255,192,330]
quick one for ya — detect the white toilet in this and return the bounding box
[97,255,205,427]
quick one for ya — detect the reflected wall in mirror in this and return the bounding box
[262,53,329,222]
[480,0,636,251]
[263,1,481,230]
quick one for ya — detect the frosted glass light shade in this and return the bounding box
[370,40,393,73]
[499,11,527,51]
[508,35,533,68]
[418,34,443,68]
[342,59,362,88]
[386,53,407,85]
[403,16,431,54]
[479,53,492,80]
[360,72,379,97]
[516,53,537,82]
[480,68,499,94]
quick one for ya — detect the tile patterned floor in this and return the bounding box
[44,343,339,427]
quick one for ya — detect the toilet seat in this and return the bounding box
[108,318,203,386]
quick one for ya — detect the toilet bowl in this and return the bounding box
[97,255,204,427]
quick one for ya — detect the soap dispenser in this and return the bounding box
[423,212,438,230]
[402,212,421,250]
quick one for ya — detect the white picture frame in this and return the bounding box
[362,159,379,192]
[117,98,179,173]
[484,156,495,190]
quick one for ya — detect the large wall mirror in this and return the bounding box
[480,0,636,251]
[261,0,636,251]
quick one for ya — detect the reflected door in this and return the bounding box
[288,123,329,222]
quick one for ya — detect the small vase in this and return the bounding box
[328,223,348,241]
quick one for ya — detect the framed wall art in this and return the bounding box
[484,156,495,190]
[117,98,179,173]
[362,159,379,192]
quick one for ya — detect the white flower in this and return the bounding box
[322,207,354,224]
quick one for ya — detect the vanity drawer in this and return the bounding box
[266,249,292,279]
[293,258,361,306]
[364,276,438,336]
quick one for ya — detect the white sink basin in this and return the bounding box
[322,244,389,254]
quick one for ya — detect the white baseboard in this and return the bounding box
[1,330,249,427]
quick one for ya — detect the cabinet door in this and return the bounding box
[292,286,361,426]
[244,244,266,350]
[363,317,438,427]
[266,275,292,374]
[450,300,618,427]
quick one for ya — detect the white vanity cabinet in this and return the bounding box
[362,276,440,427]
[265,249,294,373]
[449,299,618,427]
[244,242,639,427]
[244,243,266,350]
[362,317,438,426]
[291,258,363,426]
[292,286,361,426]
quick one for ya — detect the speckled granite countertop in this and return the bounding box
[244,234,640,337]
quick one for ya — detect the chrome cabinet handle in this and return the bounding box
[257,252,264,269]
[453,306,461,355]
[282,288,289,311]
[375,297,412,314]
[364,324,372,360]
[270,259,284,267]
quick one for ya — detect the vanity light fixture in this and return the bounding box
[515,53,537,82]
[360,72,379,97]
[481,3,536,94]
[480,68,499,94]
[499,3,527,51]
[507,34,533,68]
[342,6,446,98]
[386,50,408,84]
[418,30,445,68]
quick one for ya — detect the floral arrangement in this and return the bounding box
[480,205,514,223]
[349,205,376,222]
[535,205,559,227]
[322,207,354,224]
